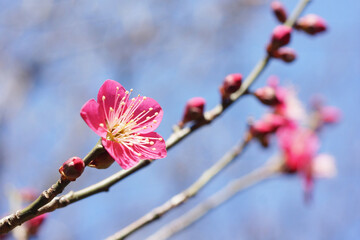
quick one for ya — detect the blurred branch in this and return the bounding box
[104,133,252,240]
[0,141,104,234]
[146,157,283,240]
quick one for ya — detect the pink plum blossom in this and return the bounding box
[81,80,167,169]
[319,106,341,124]
[277,125,319,173]
[250,113,290,147]
[277,124,336,199]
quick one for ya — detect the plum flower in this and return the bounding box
[81,80,167,169]
[277,124,336,199]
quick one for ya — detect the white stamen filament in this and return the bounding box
[102,87,161,156]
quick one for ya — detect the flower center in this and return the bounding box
[99,87,162,157]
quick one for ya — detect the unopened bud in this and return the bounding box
[297,14,327,35]
[59,157,85,181]
[249,114,287,147]
[25,214,48,237]
[220,73,242,101]
[269,25,292,50]
[271,1,287,23]
[254,86,280,105]
[179,97,206,127]
[88,151,115,169]
[277,47,296,63]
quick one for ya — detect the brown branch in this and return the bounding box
[146,157,284,240]
[104,134,252,240]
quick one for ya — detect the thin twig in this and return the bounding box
[105,134,252,240]
[0,140,104,234]
[147,157,284,240]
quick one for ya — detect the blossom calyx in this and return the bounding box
[271,1,287,23]
[179,97,206,128]
[297,14,327,35]
[220,73,242,101]
[88,151,115,169]
[59,157,85,181]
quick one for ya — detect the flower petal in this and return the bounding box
[102,139,140,170]
[312,154,337,178]
[97,79,127,114]
[133,132,167,159]
[80,99,107,138]
[127,96,163,134]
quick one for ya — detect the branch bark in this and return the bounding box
[0,140,104,234]
[146,157,283,240]
[105,134,252,240]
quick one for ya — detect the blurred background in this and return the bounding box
[0,0,359,239]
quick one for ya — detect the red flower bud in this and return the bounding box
[219,73,242,101]
[25,214,48,237]
[88,151,115,169]
[268,25,292,52]
[277,47,297,63]
[249,114,287,147]
[297,14,327,35]
[254,86,280,105]
[271,1,287,23]
[59,157,85,181]
[179,97,206,127]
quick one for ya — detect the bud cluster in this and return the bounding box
[268,1,327,63]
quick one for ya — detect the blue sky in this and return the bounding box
[0,0,359,239]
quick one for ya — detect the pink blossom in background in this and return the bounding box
[319,106,341,124]
[277,124,336,198]
[81,80,167,169]
[25,214,48,237]
[277,125,319,173]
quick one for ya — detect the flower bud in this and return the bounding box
[249,114,287,147]
[179,97,206,127]
[25,214,48,237]
[297,14,327,35]
[271,1,287,23]
[268,25,292,53]
[88,151,115,169]
[59,157,85,181]
[219,73,242,101]
[254,86,280,106]
[277,47,297,63]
